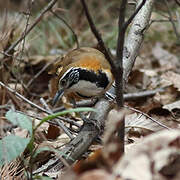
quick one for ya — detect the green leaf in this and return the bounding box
[6,110,32,136]
[0,135,30,166]
[35,107,96,131]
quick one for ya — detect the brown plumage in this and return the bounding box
[49,47,114,106]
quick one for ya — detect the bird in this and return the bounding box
[50,47,114,106]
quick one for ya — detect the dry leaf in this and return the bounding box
[104,109,128,166]
[46,124,61,140]
[125,112,164,136]
[163,100,180,119]
[163,100,180,112]
[161,71,180,91]
[25,55,60,66]
[128,69,151,90]
[152,43,179,71]
[154,86,178,105]
[113,130,180,180]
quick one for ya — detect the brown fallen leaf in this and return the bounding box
[163,100,180,119]
[46,124,61,140]
[152,43,179,71]
[125,112,165,136]
[161,71,180,91]
[128,69,151,90]
[163,100,180,111]
[113,130,180,180]
[103,109,128,166]
[154,86,178,105]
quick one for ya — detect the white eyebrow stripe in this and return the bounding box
[60,67,74,81]
[60,67,90,81]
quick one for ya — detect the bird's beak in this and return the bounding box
[52,89,64,106]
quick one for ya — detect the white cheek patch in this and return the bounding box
[69,80,103,96]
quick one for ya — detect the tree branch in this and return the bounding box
[164,0,180,42]
[123,0,146,31]
[123,0,155,83]
[38,0,155,172]
[80,0,115,69]
[33,98,112,174]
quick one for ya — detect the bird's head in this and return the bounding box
[52,67,80,106]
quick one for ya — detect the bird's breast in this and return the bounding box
[69,80,104,97]
[66,67,113,98]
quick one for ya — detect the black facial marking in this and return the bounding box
[60,68,79,87]
[69,69,79,83]
[62,68,110,89]
[78,68,109,89]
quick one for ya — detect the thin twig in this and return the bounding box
[15,0,33,92]
[123,0,146,30]
[0,81,79,137]
[80,0,115,69]
[40,97,74,139]
[124,105,171,130]
[175,0,180,6]
[50,10,79,48]
[5,0,58,55]
[16,110,80,128]
[115,0,127,108]
[0,81,45,112]
[164,0,180,42]
[40,98,52,112]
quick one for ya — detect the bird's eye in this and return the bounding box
[60,79,66,87]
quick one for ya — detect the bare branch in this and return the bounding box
[115,0,127,109]
[80,0,115,69]
[123,0,155,83]
[164,0,180,42]
[0,81,76,139]
[34,0,156,172]
[40,97,74,139]
[123,0,146,30]
[80,0,151,157]
[175,0,180,6]
[33,98,112,174]
[114,0,128,155]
